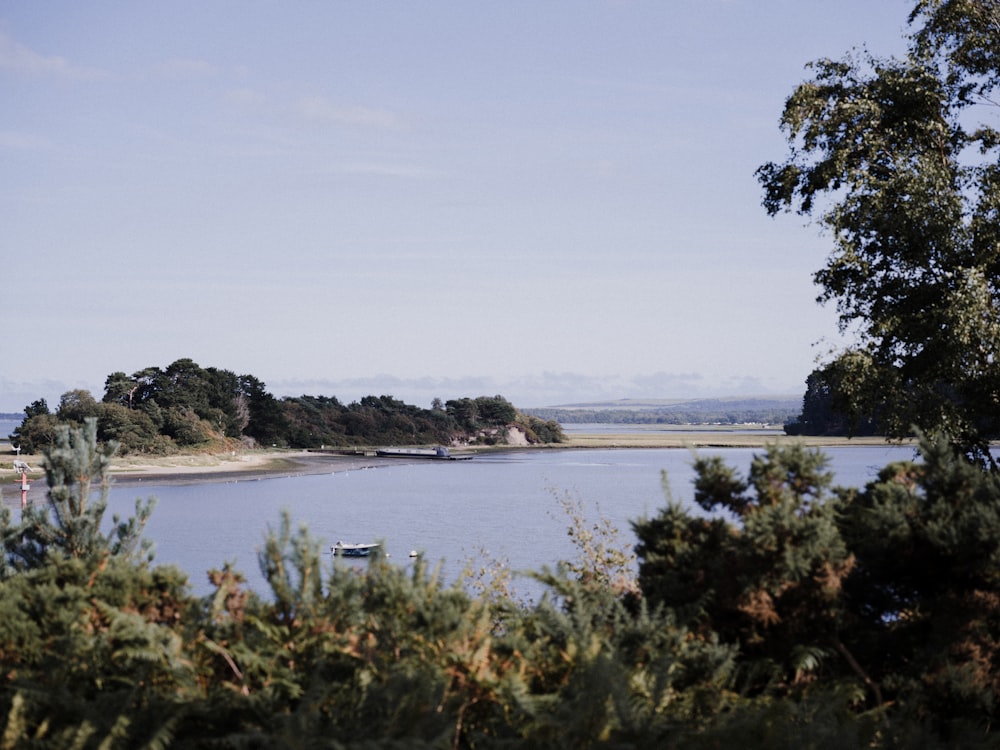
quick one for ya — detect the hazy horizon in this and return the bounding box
[0,369,804,414]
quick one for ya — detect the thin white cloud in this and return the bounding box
[156,57,219,78]
[298,95,399,128]
[0,30,104,79]
[332,162,435,179]
[225,87,266,107]
[0,130,51,150]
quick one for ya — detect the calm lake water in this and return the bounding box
[59,443,914,598]
[0,418,21,444]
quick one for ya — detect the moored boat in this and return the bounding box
[375,446,472,460]
[332,541,380,557]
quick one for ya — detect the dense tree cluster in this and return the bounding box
[280,392,558,447]
[633,436,1000,745]
[10,359,286,454]
[783,363,882,436]
[4,420,1000,747]
[8,360,563,454]
[758,0,1000,462]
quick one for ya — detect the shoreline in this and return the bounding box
[105,432,914,487]
[1,432,914,496]
[107,451,425,488]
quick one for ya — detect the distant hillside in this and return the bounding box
[524,396,801,425]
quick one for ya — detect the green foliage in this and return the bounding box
[555,493,638,597]
[23,399,49,419]
[785,362,881,437]
[0,554,193,748]
[635,437,1000,743]
[5,420,1000,745]
[446,395,516,434]
[9,399,55,453]
[274,392,563,449]
[96,401,170,454]
[4,418,155,570]
[15,361,561,454]
[514,413,566,444]
[204,513,741,748]
[0,420,192,747]
[280,393,451,447]
[838,434,1000,731]
[9,413,59,455]
[636,444,853,694]
[757,3,1000,463]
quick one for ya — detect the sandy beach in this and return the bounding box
[0,449,407,499]
[107,450,367,487]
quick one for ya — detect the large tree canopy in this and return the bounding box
[758,0,1000,464]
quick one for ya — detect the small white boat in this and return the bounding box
[332,541,380,558]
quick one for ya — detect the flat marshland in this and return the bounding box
[558,428,901,450]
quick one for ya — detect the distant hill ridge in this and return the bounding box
[525,395,801,425]
[548,396,800,410]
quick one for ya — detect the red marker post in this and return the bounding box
[20,468,29,512]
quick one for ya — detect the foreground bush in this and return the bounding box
[0,421,998,747]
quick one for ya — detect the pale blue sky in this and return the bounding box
[1,1,913,411]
